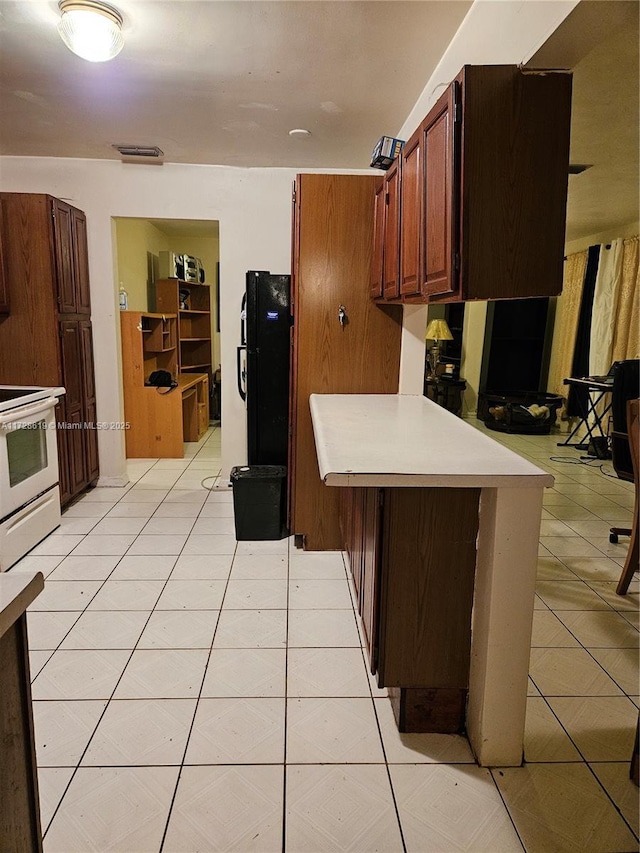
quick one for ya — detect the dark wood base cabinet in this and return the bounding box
[0,193,99,506]
[341,486,481,733]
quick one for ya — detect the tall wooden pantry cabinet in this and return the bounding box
[289,174,403,551]
[0,193,99,506]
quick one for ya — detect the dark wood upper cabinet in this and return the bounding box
[399,130,422,297]
[73,210,92,314]
[373,64,572,304]
[382,160,401,300]
[422,83,459,298]
[370,179,385,298]
[52,199,77,313]
[52,199,91,314]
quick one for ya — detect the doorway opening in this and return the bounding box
[113,217,220,471]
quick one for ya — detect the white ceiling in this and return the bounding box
[529,0,639,243]
[0,1,638,243]
[0,0,471,169]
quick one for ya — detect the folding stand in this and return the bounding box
[557,377,613,449]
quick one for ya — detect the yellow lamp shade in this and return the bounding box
[425,319,453,342]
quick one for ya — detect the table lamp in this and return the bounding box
[425,318,453,377]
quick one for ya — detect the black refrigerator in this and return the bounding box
[241,270,291,466]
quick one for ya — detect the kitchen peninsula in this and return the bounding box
[0,570,44,851]
[310,394,553,767]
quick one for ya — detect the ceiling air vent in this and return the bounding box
[112,144,164,163]
[568,163,592,174]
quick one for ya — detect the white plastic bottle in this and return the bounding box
[119,283,128,310]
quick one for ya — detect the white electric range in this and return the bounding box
[0,386,65,571]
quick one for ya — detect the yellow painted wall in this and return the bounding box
[115,219,171,311]
[564,221,639,255]
[114,220,221,368]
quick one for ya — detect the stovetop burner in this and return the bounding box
[0,388,38,404]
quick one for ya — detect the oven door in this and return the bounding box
[0,396,60,521]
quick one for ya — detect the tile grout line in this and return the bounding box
[39,442,224,841]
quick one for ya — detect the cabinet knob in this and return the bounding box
[338,305,348,328]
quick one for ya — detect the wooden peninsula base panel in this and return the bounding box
[340,486,480,733]
[310,394,553,766]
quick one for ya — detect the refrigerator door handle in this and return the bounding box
[237,345,247,401]
[240,293,247,346]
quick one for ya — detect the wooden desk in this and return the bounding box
[310,393,552,767]
[1,570,45,852]
[179,374,210,443]
[121,312,209,457]
[124,372,209,458]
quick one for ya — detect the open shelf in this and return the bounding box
[155,279,212,380]
[120,310,209,457]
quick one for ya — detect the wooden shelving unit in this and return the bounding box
[155,279,212,376]
[121,311,209,458]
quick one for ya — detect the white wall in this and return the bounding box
[0,158,296,484]
[0,158,380,484]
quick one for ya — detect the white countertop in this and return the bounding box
[310,394,554,488]
[0,571,44,638]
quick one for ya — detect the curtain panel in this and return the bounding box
[612,236,640,362]
[547,250,588,413]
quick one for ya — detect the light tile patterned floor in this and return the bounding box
[12,423,639,852]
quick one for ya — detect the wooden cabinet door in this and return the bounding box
[59,320,87,495]
[361,488,381,672]
[350,489,366,603]
[80,320,99,483]
[287,181,300,532]
[399,131,422,297]
[370,179,385,298]
[55,398,71,507]
[0,203,9,314]
[290,174,402,550]
[60,321,84,415]
[79,320,96,402]
[72,209,91,314]
[382,161,401,299]
[422,82,460,298]
[52,199,77,313]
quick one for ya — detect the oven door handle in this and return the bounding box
[0,396,58,425]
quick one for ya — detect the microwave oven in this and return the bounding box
[158,251,206,283]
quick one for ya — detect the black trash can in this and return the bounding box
[230,465,288,540]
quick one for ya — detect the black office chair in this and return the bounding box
[609,359,640,545]
[615,399,639,596]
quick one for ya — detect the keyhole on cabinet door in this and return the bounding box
[338,305,348,328]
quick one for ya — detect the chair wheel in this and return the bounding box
[609,533,619,544]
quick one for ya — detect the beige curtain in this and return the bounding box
[547,250,588,414]
[611,236,640,361]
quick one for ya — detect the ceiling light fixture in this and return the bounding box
[58,0,124,63]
